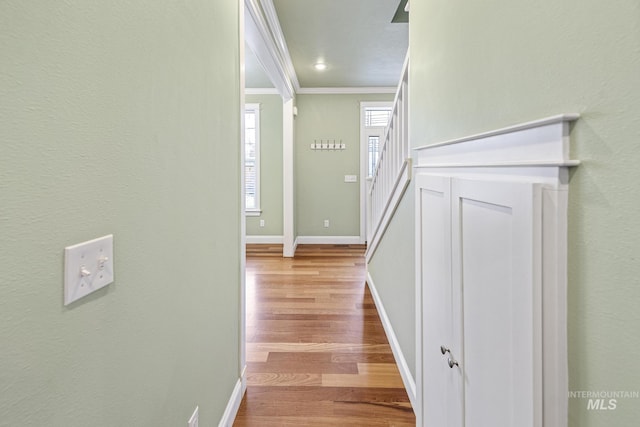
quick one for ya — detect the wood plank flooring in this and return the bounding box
[234,244,415,426]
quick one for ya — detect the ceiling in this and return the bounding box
[245,0,408,90]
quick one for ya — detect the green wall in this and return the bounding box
[245,94,284,236]
[0,1,241,426]
[295,93,393,237]
[367,181,416,379]
[370,0,640,425]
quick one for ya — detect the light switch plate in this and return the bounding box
[188,406,199,427]
[64,234,114,305]
[344,175,358,183]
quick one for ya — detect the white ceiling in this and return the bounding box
[245,0,408,90]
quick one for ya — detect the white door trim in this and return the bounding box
[360,101,393,244]
[282,98,296,257]
[238,0,247,402]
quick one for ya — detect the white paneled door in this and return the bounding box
[417,174,462,427]
[453,178,542,427]
[415,114,577,427]
[417,176,543,427]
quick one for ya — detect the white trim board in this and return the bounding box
[360,101,396,108]
[259,0,300,92]
[244,0,295,99]
[366,272,417,408]
[245,88,279,95]
[297,87,396,95]
[413,113,579,427]
[217,375,246,427]
[282,99,296,257]
[245,235,284,244]
[413,114,580,168]
[414,114,579,151]
[238,0,248,400]
[296,236,362,245]
[360,101,394,246]
[248,87,397,96]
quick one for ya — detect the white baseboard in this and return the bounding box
[245,235,283,244]
[296,236,361,245]
[366,272,417,408]
[217,373,246,427]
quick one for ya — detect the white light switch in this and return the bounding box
[188,406,199,427]
[344,175,358,183]
[64,234,114,305]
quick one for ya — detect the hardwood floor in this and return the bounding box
[234,244,415,426]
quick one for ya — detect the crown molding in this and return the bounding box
[244,0,296,99]
[244,1,399,98]
[244,0,295,99]
[260,0,300,92]
[297,87,397,95]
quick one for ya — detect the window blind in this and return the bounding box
[365,108,392,127]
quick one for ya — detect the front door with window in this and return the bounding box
[360,103,392,243]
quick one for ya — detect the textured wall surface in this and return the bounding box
[367,181,416,378]
[382,0,638,425]
[245,94,284,236]
[295,93,393,237]
[0,1,241,426]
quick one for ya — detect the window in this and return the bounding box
[367,135,381,178]
[364,106,392,177]
[365,108,392,127]
[245,103,260,213]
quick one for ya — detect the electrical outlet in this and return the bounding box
[188,406,199,427]
[259,219,265,227]
[324,219,330,228]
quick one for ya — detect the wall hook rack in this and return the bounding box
[310,139,346,151]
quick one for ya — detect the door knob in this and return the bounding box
[440,345,450,355]
[448,357,459,369]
